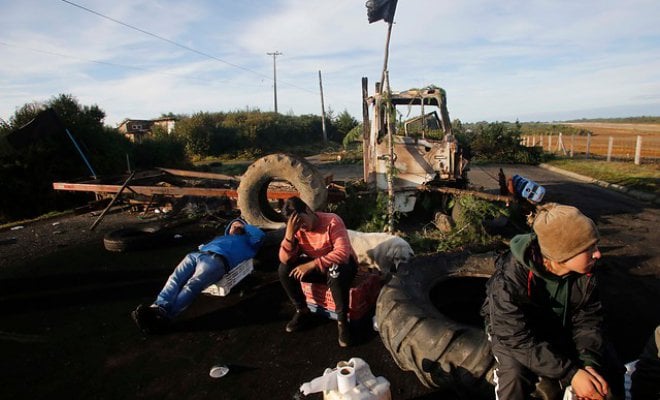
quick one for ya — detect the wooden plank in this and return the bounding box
[157,167,239,181]
[52,182,299,200]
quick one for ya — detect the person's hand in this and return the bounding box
[289,261,316,281]
[571,367,608,400]
[285,211,302,241]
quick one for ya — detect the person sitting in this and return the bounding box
[278,196,357,347]
[481,203,624,400]
[132,218,265,334]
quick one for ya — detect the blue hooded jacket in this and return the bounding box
[198,218,265,270]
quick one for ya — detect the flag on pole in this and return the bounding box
[366,0,398,23]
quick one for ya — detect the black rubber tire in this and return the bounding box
[103,226,166,252]
[375,251,498,397]
[237,154,327,229]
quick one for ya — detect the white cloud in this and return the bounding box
[1,0,659,125]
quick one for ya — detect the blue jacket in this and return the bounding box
[198,218,265,270]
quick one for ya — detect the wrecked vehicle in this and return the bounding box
[360,79,469,212]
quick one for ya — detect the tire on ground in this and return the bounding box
[103,226,165,252]
[237,154,327,229]
[375,251,497,397]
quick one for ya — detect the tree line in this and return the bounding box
[0,94,358,223]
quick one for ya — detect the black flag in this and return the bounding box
[366,0,398,23]
[6,108,66,149]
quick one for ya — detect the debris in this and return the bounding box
[300,357,390,399]
[52,222,61,226]
[209,364,229,378]
[0,237,18,245]
[10,226,24,231]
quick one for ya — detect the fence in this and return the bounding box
[522,133,660,164]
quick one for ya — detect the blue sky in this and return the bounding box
[1,0,659,127]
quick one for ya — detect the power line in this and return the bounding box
[0,40,263,88]
[59,0,318,95]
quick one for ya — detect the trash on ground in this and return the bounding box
[52,222,60,226]
[0,237,18,245]
[10,226,24,231]
[300,357,390,399]
[209,364,229,378]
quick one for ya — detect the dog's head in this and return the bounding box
[386,241,414,272]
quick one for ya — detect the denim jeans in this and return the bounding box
[154,252,226,318]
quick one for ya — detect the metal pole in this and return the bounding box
[267,51,282,113]
[64,128,97,179]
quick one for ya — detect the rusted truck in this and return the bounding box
[360,78,469,212]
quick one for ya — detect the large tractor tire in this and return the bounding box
[237,154,327,229]
[375,251,497,398]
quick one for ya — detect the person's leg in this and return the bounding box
[278,260,325,332]
[167,253,225,317]
[492,350,537,400]
[327,260,357,347]
[278,261,308,311]
[154,252,199,315]
[155,252,225,318]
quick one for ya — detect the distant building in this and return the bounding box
[117,117,177,143]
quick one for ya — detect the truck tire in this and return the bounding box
[375,251,497,397]
[103,226,165,252]
[237,154,327,229]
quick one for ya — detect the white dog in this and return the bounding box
[347,230,414,273]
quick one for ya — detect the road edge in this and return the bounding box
[539,163,659,205]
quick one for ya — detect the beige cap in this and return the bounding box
[533,203,599,262]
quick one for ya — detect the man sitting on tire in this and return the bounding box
[131,218,265,334]
[481,203,624,400]
[278,196,357,347]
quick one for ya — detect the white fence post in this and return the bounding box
[570,134,575,158]
[548,135,553,154]
[634,135,642,165]
[607,136,613,162]
[586,133,591,159]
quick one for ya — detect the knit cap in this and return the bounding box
[532,203,599,262]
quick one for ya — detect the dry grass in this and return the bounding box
[525,122,660,159]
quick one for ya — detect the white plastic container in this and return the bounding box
[323,358,391,400]
[202,259,253,296]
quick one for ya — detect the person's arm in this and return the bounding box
[314,215,352,271]
[243,223,265,249]
[571,275,605,369]
[279,212,301,265]
[487,263,578,382]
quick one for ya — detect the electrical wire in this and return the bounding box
[59,0,318,95]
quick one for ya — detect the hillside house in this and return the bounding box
[117,117,177,143]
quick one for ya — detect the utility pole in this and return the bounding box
[266,51,282,113]
[318,70,327,143]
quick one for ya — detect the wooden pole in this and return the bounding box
[607,136,614,162]
[379,22,394,93]
[634,135,642,165]
[318,70,327,143]
[586,133,591,159]
[361,77,371,183]
[90,171,135,231]
[385,71,395,234]
[570,134,575,158]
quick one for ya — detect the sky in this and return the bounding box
[1,0,660,127]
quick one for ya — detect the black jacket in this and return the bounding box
[481,233,605,384]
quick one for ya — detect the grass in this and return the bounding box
[545,158,659,195]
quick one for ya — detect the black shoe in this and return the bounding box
[337,321,352,347]
[131,304,152,334]
[285,309,312,333]
[132,304,170,334]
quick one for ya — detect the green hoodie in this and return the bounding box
[509,233,577,328]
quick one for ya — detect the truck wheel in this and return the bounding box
[375,251,497,397]
[237,154,327,229]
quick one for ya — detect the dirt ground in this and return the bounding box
[0,164,658,400]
